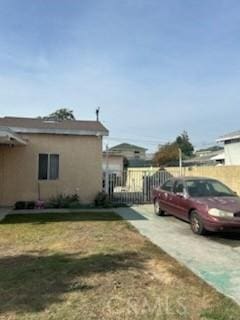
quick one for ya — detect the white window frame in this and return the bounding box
[38,153,59,180]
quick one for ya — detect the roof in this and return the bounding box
[183,149,224,165]
[109,143,147,151]
[127,159,154,167]
[217,130,240,142]
[0,117,109,136]
[0,127,27,145]
[210,152,225,161]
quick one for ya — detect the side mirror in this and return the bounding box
[176,192,185,198]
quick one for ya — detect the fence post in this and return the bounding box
[105,145,109,195]
[143,172,147,202]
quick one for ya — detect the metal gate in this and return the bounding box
[105,169,172,204]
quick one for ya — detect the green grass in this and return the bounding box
[0,211,239,320]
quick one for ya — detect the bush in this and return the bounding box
[14,201,26,210]
[46,194,81,209]
[94,192,111,208]
[68,201,82,209]
[26,201,35,209]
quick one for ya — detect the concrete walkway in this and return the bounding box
[0,208,11,222]
[116,205,240,305]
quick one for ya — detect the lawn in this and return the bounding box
[0,211,239,320]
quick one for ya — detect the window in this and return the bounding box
[38,154,48,180]
[161,179,174,192]
[49,154,59,180]
[185,179,235,197]
[174,180,184,193]
[38,154,59,180]
[134,151,140,159]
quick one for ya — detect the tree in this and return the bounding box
[154,131,194,166]
[46,108,75,121]
[154,142,179,166]
[175,131,194,157]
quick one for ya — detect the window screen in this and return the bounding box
[38,154,48,180]
[50,154,59,180]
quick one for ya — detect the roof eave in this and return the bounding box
[7,127,109,137]
[216,135,240,142]
[0,127,27,145]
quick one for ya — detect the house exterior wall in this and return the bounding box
[224,141,240,165]
[111,149,146,160]
[102,155,124,175]
[0,133,103,206]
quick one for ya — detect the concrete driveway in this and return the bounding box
[0,208,10,222]
[116,204,240,305]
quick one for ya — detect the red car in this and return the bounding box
[152,177,240,235]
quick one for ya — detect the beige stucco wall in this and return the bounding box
[0,133,103,206]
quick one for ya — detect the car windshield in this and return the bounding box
[186,179,236,197]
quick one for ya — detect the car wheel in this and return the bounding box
[190,211,206,235]
[154,200,165,216]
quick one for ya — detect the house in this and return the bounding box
[0,117,108,206]
[102,152,124,176]
[217,130,240,165]
[183,147,225,166]
[109,143,147,160]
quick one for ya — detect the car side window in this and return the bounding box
[174,181,184,193]
[161,180,174,192]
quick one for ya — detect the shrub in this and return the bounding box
[14,201,26,210]
[46,193,81,209]
[26,201,35,209]
[68,201,82,209]
[94,192,111,207]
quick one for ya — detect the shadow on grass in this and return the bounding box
[1,209,147,225]
[0,251,147,314]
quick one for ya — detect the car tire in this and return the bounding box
[154,200,165,216]
[190,211,206,235]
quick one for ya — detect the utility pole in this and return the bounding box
[105,144,109,194]
[178,148,182,176]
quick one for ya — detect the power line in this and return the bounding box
[104,135,218,149]
[105,136,168,145]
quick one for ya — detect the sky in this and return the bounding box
[1,0,240,152]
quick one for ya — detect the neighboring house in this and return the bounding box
[0,117,108,206]
[102,152,124,175]
[109,143,147,160]
[183,148,225,166]
[217,130,240,165]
